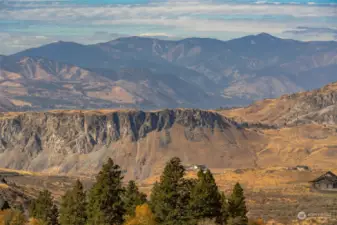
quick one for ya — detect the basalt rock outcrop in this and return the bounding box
[0,109,255,180]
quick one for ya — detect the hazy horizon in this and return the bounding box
[1,0,336,54]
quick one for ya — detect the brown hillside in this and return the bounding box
[222,82,337,126]
[1,107,337,180]
[0,109,261,180]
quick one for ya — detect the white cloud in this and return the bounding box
[1,1,336,21]
[139,32,175,37]
[0,31,127,54]
[0,0,336,54]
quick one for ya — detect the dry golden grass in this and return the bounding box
[0,183,8,189]
[220,82,337,127]
[249,124,337,169]
[0,168,38,176]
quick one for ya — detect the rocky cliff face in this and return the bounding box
[0,109,254,180]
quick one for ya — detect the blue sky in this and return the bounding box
[0,0,336,54]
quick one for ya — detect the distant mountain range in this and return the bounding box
[1,33,336,111]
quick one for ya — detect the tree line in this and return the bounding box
[1,157,256,225]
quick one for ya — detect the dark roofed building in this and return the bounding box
[310,171,337,191]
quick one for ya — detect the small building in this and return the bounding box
[289,165,311,171]
[185,164,208,172]
[310,171,337,191]
[295,165,310,171]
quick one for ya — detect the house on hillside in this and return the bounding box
[185,164,208,172]
[310,171,337,191]
[288,165,311,171]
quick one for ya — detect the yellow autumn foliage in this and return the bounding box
[0,210,26,225]
[124,204,156,225]
[28,218,46,225]
[249,218,266,225]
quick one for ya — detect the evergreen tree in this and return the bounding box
[148,182,161,220]
[29,190,58,225]
[227,183,248,225]
[149,157,187,225]
[175,178,197,224]
[59,180,87,225]
[189,170,222,223]
[219,192,229,225]
[13,204,24,213]
[227,217,247,225]
[50,205,59,225]
[122,180,147,217]
[86,158,125,225]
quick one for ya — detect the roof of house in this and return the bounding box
[310,171,337,183]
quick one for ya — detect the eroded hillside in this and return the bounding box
[1,107,337,180]
[222,82,337,126]
[0,109,259,180]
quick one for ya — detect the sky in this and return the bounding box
[0,0,336,54]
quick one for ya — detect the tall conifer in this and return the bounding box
[86,158,125,225]
[29,190,58,225]
[227,183,248,225]
[123,180,147,217]
[59,180,87,225]
[189,169,222,222]
[149,157,187,225]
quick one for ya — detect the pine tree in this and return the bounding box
[86,158,125,225]
[189,169,222,222]
[50,205,59,225]
[29,190,58,225]
[219,192,229,225]
[149,157,188,225]
[59,180,87,225]
[175,178,197,224]
[227,183,248,225]
[123,180,147,217]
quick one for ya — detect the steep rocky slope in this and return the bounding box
[1,107,337,180]
[222,82,337,126]
[0,109,258,180]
